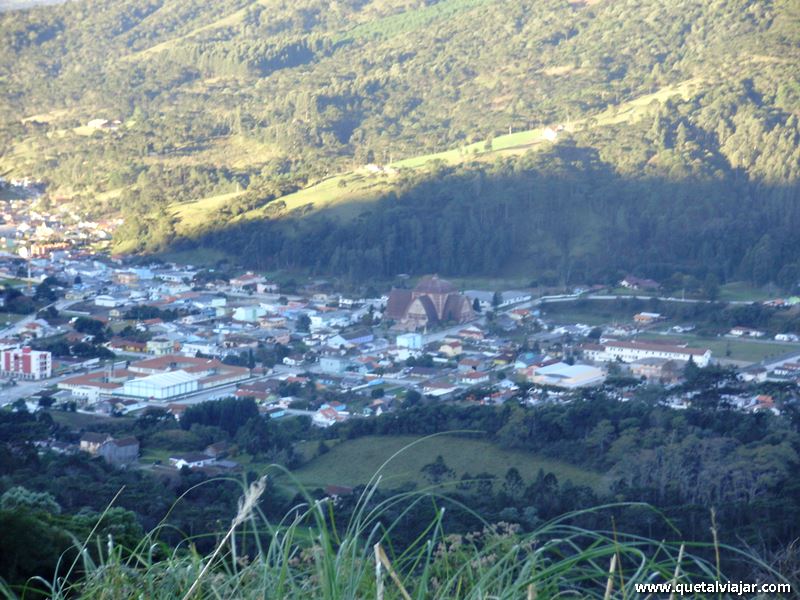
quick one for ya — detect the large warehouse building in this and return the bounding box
[58,355,250,403]
[530,362,606,389]
[121,370,199,400]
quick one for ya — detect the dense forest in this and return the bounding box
[0,0,799,283]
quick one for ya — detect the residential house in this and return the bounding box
[80,432,111,454]
[619,276,659,291]
[312,407,348,427]
[729,326,766,338]
[634,312,663,325]
[97,437,139,465]
[457,371,491,386]
[438,340,463,358]
[169,453,216,470]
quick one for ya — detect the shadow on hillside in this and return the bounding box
[161,144,799,285]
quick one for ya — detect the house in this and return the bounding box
[620,276,659,291]
[328,328,374,348]
[629,358,683,383]
[233,306,266,322]
[458,325,485,341]
[230,272,266,292]
[80,432,111,454]
[423,380,460,397]
[774,362,800,377]
[95,294,126,308]
[775,333,800,342]
[312,407,347,427]
[438,340,463,358]
[169,453,216,470]
[107,337,148,353]
[729,326,766,338]
[634,312,663,325]
[97,437,139,465]
[282,354,305,367]
[457,357,485,373]
[749,394,778,414]
[256,282,279,294]
[80,433,139,465]
[147,338,175,355]
[738,365,767,383]
[205,441,230,458]
[396,333,424,350]
[319,355,352,374]
[458,371,491,386]
[263,406,286,419]
[514,353,556,379]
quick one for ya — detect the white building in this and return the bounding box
[233,306,266,322]
[121,370,199,400]
[396,333,424,350]
[583,340,711,367]
[530,362,605,389]
[95,294,126,308]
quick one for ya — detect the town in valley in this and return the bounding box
[1,177,797,477]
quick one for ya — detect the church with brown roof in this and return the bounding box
[385,275,474,330]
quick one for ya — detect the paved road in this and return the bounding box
[537,293,754,306]
[0,298,80,339]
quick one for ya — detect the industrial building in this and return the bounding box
[530,362,606,389]
[121,370,199,400]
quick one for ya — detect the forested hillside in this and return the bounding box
[0,0,798,283]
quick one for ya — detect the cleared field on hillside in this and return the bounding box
[290,434,603,491]
[219,79,705,228]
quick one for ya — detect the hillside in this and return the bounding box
[0,0,799,282]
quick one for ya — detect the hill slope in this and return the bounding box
[0,0,799,283]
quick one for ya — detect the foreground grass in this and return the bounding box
[2,460,786,600]
[291,434,602,491]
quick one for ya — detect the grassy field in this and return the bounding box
[718,281,778,302]
[0,312,25,326]
[289,434,602,492]
[49,410,124,429]
[635,332,800,364]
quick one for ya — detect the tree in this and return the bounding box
[683,356,700,384]
[472,298,481,313]
[492,291,502,310]
[502,467,524,498]
[703,273,720,301]
[37,396,55,409]
[405,390,422,406]
[0,487,61,514]
[296,314,311,332]
[421,455,455,484]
